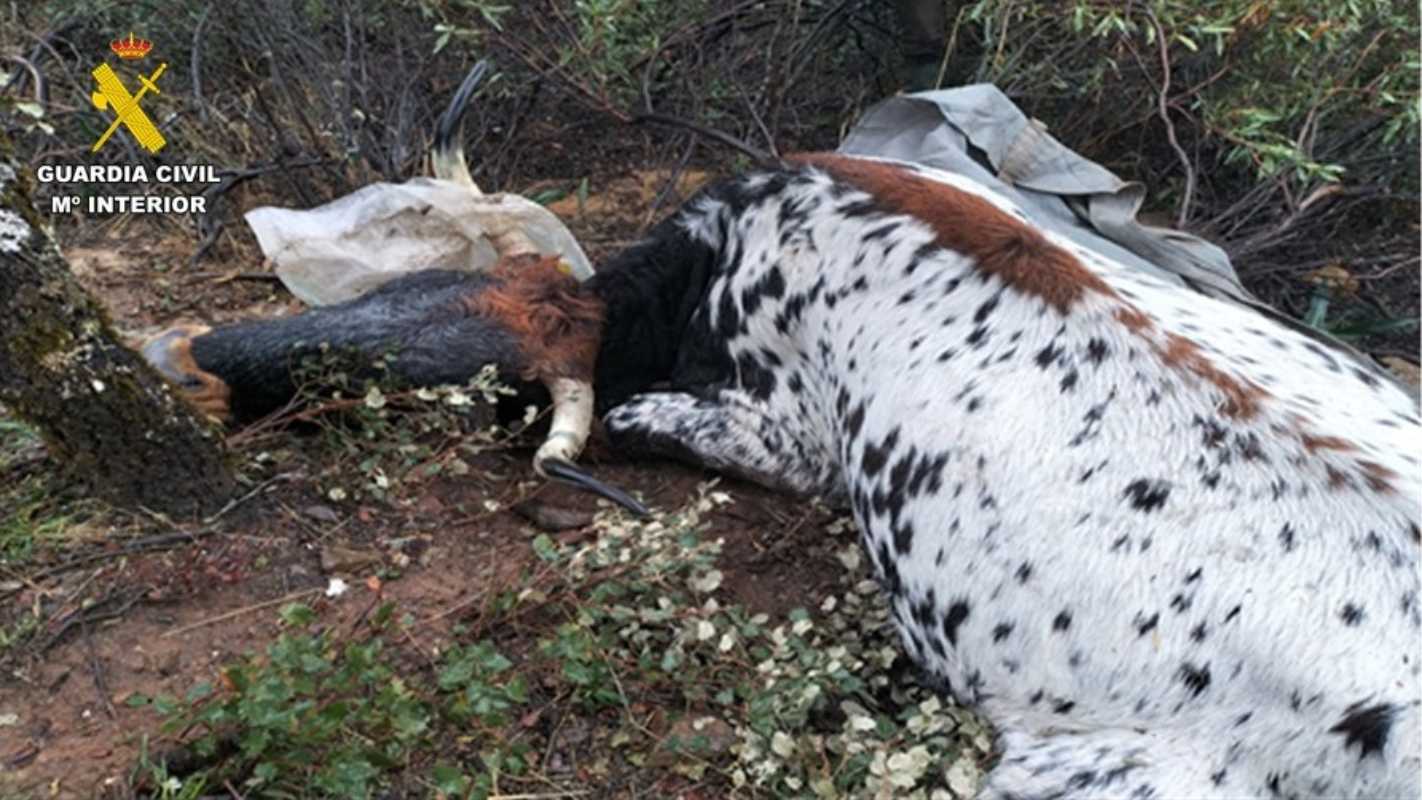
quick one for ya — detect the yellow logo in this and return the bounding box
[90,33,166,155]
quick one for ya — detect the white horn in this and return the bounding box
[488,226,540,257]
[532,375,649,516]
[533,376,593,476]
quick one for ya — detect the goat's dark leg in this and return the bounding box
[603,389,833,497]
[139,269,524,422]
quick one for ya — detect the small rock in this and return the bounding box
[319,545,381,574]
[1381,356,1420,389]
[3,743,38,769]
[513,500,594,532]
[651,715,737,767]
[414,494,445,515]
[157,651,182,676]
[302,504,340,523]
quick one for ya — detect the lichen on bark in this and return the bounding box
[0,131,234,517]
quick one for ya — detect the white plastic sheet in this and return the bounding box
[245,177,592,307]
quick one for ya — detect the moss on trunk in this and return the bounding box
[0,136,233,517]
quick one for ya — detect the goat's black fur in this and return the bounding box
[169,182,734,422]
[583,213,722,413]
[189,269,528,420]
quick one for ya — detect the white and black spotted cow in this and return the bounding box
[599,153,1422,799]
[146,151,1420,798]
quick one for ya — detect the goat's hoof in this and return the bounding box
[140,324,232,422]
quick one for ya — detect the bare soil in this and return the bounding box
[0,172,847,798]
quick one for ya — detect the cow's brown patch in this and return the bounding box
[463,255,606,382]
[1159,333,1266,420]
[1300,432,1356,453]
[789,153,1115,314]
[1114,306,1156,333]
[1356,460,1398,494]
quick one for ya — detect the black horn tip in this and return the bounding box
[539,458,651,518]
[436,59,492,146]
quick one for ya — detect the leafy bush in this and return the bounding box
[127,601,530,797]
[132,603,413,795]
[963,1,1417,230]
[130,488,993,798]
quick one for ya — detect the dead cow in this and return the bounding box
[144,78,1420,800]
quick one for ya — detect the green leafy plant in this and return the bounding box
[128,599,537,797]
[123,476,1001,797]
[968,0,1417,191]
[437,640,529,725]
[130,602,428,796]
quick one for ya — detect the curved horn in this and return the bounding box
[434,64,628,511]
[432,59,491,193]
[533,376,649,517]
[433,60,542,258]
[488,226,540,257]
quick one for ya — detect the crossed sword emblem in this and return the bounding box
[90,61,168,154]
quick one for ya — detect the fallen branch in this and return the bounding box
[161,587,322,638]
[633,112,772,163]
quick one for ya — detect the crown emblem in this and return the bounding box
[110,32,153,60]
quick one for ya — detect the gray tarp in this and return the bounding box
[837,84,1398,385]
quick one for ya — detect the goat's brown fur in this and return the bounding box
[463,255,606,383]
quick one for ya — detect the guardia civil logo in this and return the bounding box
[91,33,167,155]
[36,32,219,216]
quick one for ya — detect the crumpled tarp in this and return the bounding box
[838,84,1395,383]
[839,84,1249,301]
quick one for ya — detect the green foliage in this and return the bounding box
[540,622,623,710]
[438,640,528,725]
[427,0,707,108]
[131,487,992,797]
[129,601,530,797]
[968,0,1418,190]
[130,602,424,796]
[131,737,210,800]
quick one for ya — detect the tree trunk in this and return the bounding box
[0,141,234,517]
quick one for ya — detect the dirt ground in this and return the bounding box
[0,170,854,799]
[0,464,839,797]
